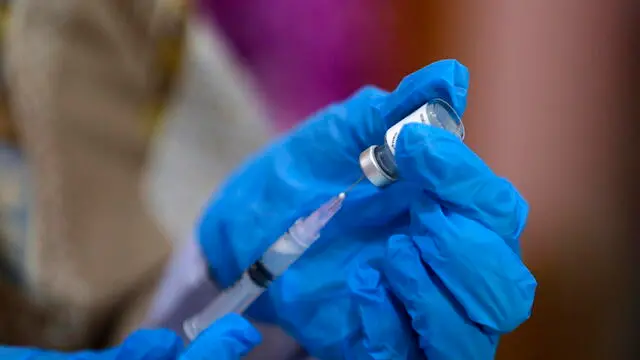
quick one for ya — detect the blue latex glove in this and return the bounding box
[0,314,260,360]
[199,59,537,359]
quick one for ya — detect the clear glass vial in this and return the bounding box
[359,98,465,187]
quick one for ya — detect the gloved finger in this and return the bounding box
[411,200,536,333]
[375,59,469,129]
[395,123,529,247]
[100,329,183,360]
[384,234,499,360]
[268,239,379,358]
[180,313,262,360]
[345,265,423,360]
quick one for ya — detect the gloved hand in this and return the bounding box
[0,314,260,360]
[199,59,537,359]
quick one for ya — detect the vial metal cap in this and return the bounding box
[359,145,396,187]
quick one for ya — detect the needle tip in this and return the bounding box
[338,192,346,200]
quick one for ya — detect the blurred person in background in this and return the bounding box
[0,0,535,359]
[0,0,269,351]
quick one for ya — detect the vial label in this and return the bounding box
[384,104,431,155]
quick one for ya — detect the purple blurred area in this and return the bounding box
[197,0,395,130]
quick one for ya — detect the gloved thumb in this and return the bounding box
[180,313,262,360]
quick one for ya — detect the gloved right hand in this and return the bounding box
[199,59,536,359]
[0,313,260,360]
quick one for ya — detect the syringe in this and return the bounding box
[183,192,347,340]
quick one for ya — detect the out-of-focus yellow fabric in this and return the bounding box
[143,0,188,137]
[0,0,188,349]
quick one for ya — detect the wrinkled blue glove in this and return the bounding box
[0,314,260,360]
[199,59,537,359]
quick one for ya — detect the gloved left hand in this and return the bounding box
[0,314,260,360]
[199,59,536,359]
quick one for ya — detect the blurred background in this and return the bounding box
[0,0,638,358]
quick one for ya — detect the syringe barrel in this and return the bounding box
[359,98,465,188]
[183,272,264,340]
[182,194,343,341]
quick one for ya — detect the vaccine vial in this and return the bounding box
[359,98,465,187]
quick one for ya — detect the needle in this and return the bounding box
[343,175,364,195]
